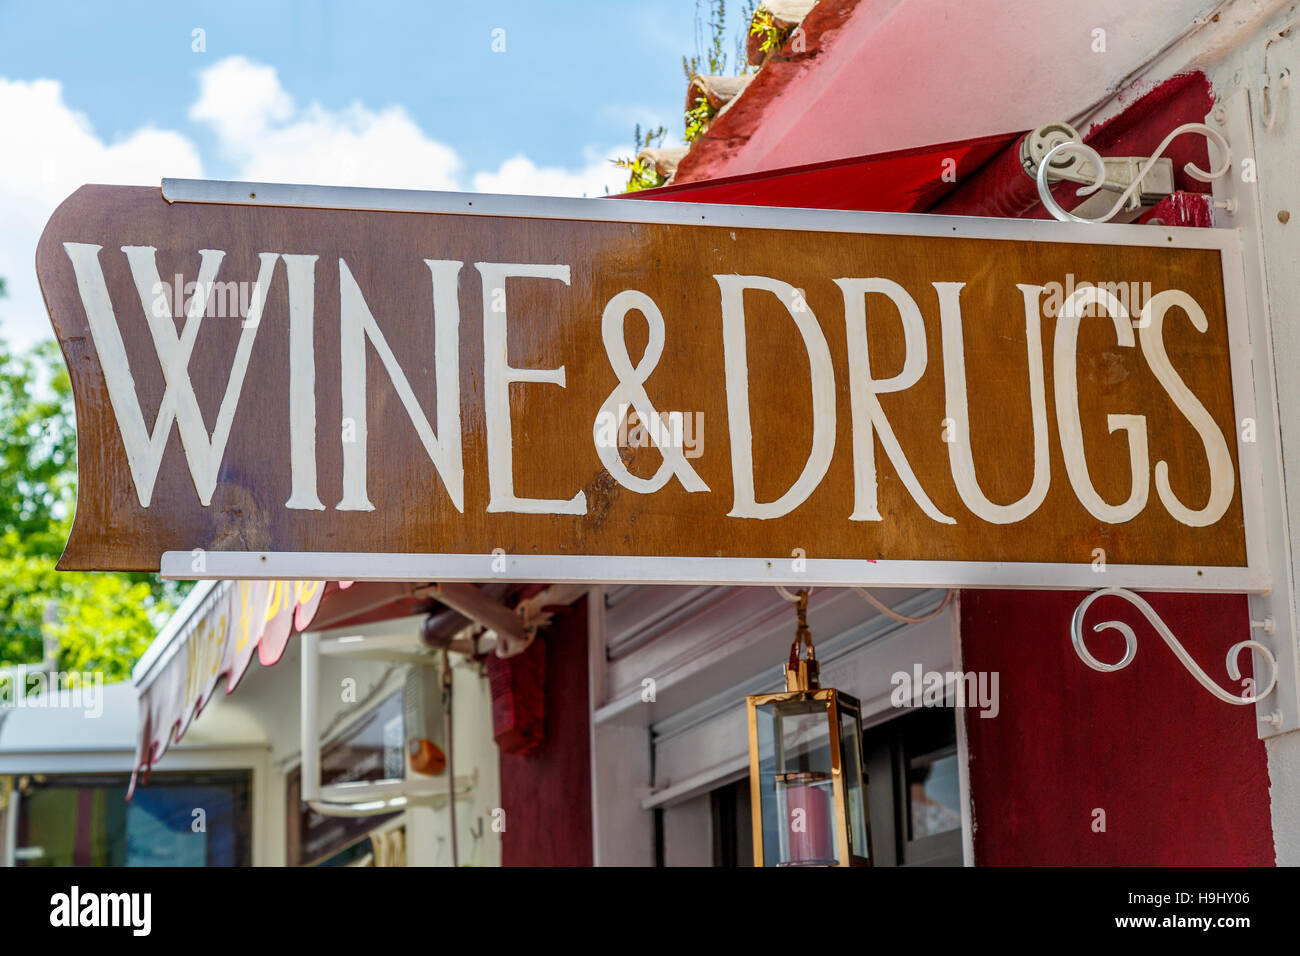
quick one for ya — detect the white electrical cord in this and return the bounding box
[1068,0,1233,130]
[852,587,954,624]
[773,585,955,624]
[773,585,815,603]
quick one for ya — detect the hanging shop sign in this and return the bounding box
[37,181,1263,589]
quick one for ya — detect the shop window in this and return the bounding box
[864,707,964,866]
[707,706,963,867]
[12,770,252,867]
[709,780,753,867]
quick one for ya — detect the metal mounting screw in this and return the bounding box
[1251,617,1276,635]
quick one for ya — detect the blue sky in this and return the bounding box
[0,0,753,347]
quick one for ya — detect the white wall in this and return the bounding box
[700,0,1245,177]
[1268,730,1300,862]
[1101,0,1300,862]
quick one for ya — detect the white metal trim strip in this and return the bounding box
[161,177,1237,248]
[160,550,1264,592]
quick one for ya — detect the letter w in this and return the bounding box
[63,243,279,506]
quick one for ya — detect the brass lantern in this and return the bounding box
[746,590,871,867]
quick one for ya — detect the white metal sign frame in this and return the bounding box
[1212,89,1299,737]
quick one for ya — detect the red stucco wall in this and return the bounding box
[498,598,592,866]
[959,589,1275,865]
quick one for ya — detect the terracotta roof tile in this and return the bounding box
[674,0,861,184]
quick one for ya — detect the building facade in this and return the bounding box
[12,0,1300,867]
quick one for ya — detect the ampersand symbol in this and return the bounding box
[593,290,708,494]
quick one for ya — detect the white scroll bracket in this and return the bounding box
[1031,121,1231,224]
[1072,587,1279,718]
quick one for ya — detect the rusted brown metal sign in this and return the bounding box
[36,180,1264,589]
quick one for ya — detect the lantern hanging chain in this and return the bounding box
[442,646,458,868]
[792,588,816,663]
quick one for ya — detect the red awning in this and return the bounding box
[624,74,1214,222]
[619,131,1021,213]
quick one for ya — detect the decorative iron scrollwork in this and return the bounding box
[1071,587,1277,705]
[1036,123,1231,224]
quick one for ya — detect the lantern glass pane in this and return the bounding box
[755,698,840,866]
[837,700,870,861]
[753,702,780,864]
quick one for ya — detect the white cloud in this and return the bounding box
[0,57,632,349]
[0,77,203,348]
[189,55,293,144]
[472,147,631,198]
[189,55,462,191]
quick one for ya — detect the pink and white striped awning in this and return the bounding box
[129,580,349,794]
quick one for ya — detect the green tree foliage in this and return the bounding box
[0,341,76,551]
[0,300,177,682]
[0,541,160,682]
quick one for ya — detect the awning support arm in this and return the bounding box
[1031,122,1230,223]
[415,582,590,658]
